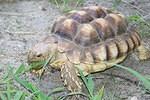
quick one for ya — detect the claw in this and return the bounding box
[32,68,45,78]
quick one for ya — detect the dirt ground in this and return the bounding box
[0,0,150,100]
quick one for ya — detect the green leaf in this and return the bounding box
[14,91,24,100]
[29,61,45,70]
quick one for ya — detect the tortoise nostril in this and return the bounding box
[36,54,42,57]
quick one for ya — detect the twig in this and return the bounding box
[122,0,147,15]
[5,30,37,35]
[143,13,150,20]
[0,11,34,17]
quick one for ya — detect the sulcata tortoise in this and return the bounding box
[28,6,150,92]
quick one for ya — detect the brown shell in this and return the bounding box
[51,6,141,64]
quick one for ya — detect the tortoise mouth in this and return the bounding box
[27,53,50,70]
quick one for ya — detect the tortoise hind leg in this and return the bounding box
[61,61,82,92]
[136,44,150,60]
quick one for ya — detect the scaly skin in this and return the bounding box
[137,44,150,60]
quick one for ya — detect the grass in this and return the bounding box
[127,14,150,37]
[0,64,64,100]
[0,61,105,100]
[49,0,85,13]
[1,62,150,100]
[0,65,47,100]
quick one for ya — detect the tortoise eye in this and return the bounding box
[36,54,42,57]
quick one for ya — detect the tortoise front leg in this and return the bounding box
[136,44,150,60]
[61,61,82,92]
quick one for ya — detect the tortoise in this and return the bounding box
[28,6,150,92]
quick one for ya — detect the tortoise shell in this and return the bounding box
[50,6,141,64]
[27,6,149,93]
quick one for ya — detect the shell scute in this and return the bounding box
[54,19,79,40]
[105,13,127,34]
[68,10,94,23]
[105,40,119,60]
[57,37,74,53]
[66,47,81,64]
[74,24,100,46]
[130,32,141,47]
[114,37,129,57]
[90,18,115,40]
[80,49,94,64]
[82,6,106,18]
[91,44,107,62]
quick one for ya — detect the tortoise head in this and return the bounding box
[28,36,58,70]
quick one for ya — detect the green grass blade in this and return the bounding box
[3,65,14,80]
[6,82,11,100]
[14,64,26,75]
[0,93,7,100]
[14,91,24,100]
[115,64,150,90]
[48,87,64,96]
[78,68,93,98]
[93,85,104,100]
[14,76,37,92]
[87,75,94,95]
[14,75,51,100]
